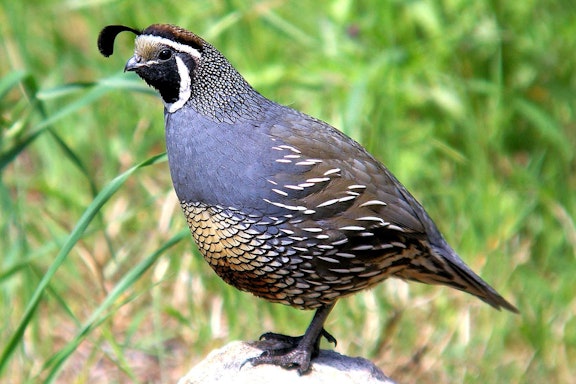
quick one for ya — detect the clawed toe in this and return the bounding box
[243,305,336,375]
[258,328,337,349]
[246,347,313,375]
[246,328,337,374]
[259,332,302,345]
[320,328,337,346]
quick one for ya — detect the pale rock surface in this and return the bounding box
[178,341,396,384]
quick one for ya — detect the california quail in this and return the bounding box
[98,24,518,374]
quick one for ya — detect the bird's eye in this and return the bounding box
[158,49,172,60]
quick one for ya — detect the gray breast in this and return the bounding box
[164,104,304,215]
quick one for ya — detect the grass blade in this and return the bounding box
[41,228,188,383]
[0,153,166,375]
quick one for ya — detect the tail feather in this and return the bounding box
[398,242,518,313]
[442,248,519,313]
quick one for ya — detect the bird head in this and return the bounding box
[98,24,207,113]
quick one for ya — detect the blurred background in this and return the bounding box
[1,0,574,383]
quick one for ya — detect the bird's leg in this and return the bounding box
[247,303,336,375]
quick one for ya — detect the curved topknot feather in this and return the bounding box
[97,25,141,57]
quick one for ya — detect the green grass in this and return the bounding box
[1,0,574,383]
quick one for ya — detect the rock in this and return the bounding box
[178,341,396,384]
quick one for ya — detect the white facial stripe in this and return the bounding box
[137,35,202,59]
[166,56,192,113]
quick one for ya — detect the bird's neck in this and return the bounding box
[185,45,273,124]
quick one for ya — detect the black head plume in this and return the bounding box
[98,25,141,57]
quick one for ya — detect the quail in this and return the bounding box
[98,24,518,374]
